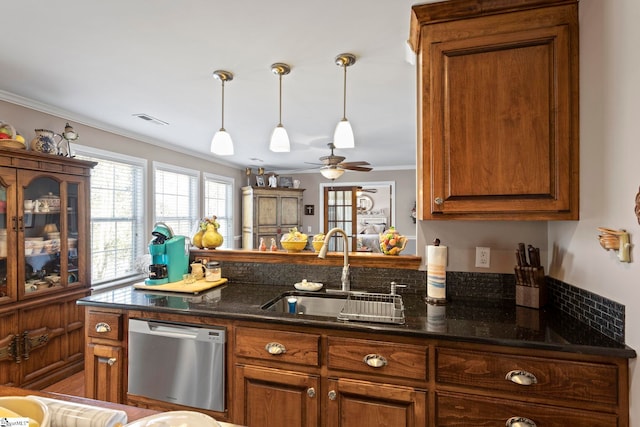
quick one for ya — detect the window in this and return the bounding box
[153,162,199,238]
[75,147,146,284]
[203,173,234,249]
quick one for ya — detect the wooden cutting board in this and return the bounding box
[133,278,228,294]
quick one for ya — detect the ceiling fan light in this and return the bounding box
[210,129,234,156]
[270,124,290,152]
[320,167,345,180]
[333,119,354,149]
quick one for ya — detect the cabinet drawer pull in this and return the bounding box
[328,390,337,401]
[307,387,315,398]
[95,322,112,333]
[434,197,444,205]
[265,342,286,355]
[363,353,387,368]
[505,370,537,385]
[506,416,537,427]
[107,357,117,366]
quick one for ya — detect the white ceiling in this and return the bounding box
[1,0,430,173]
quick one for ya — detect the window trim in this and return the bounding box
[73,145,148,286]
[203,172,235,249]
[152,161,200,237]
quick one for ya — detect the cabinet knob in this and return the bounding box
[505,370,537,386]
[107,357,117,366]
[363,353,387,368]
[264,342,287,355]
[306,387,316,398]
[328,390,337,401]
[434,197,444,205]
[505,416,537,427]
[95,322,112,333]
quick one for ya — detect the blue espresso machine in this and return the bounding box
[145,222,189,285]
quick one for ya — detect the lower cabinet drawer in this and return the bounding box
[328,336,428,381]
[436,348,619,406]
[87,310,122,341]
[235,326,320,367]
[437,391,618,427]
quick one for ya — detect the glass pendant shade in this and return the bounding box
[210,129,234,156]
[269,124,290,152]
[333,119,354,149]
[320,166,345,180]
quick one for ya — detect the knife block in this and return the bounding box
[514,266,547,309]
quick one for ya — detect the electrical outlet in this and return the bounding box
[475,247,490,268]
[307,226,312,233]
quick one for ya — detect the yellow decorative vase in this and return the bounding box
[192,229,204,249]
[202,223,224,249]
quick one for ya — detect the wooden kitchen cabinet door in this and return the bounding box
[85,343,123,403]
[411,0,579,220]
[234,364,319,427]
[326,377,427,427]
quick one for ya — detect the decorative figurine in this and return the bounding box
[270,238,278,251]
[59,122,79,157]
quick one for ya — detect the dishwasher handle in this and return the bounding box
[129,319,225,343]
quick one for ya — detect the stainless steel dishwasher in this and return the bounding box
[128,318,225,412]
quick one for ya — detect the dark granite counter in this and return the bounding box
[78,282,636,359]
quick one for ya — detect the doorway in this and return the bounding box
[320,181,395,252]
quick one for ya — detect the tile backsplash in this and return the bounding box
[221,261,626,343]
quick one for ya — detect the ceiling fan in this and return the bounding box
[312,143,372,179]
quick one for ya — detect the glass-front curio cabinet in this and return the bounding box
[0,146,95,388]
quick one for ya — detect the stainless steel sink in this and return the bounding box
[262,292,405,324]
[262,293,347,317]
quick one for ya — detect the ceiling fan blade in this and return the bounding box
[342,164,373,172]
[340,161,370,167]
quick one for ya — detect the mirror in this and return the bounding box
[356,194,374,213]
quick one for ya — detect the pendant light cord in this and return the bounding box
[342,64,348,120]
[220,80,226,131]
[278,73,283,126]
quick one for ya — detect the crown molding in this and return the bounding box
[0,89,239,169]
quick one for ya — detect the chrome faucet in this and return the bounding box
[318,227,350,292]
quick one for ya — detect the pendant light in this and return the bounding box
[210,70,234,156]
[269,63,291,152]
[333,53,356,149]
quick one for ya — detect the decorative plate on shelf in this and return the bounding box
[294,280,323,291]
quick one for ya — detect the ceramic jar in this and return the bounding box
[30,129,63,154]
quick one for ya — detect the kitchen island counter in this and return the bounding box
[78,281,636,359]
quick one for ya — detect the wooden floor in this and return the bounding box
[42,370,85,397]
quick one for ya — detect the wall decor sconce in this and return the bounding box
[597,227,631,263]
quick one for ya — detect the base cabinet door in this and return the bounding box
[436,391,618,427]
[234,365,319,427]
[85,343,123,403]
[326,378,427,427]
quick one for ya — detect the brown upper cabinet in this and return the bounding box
[409,0,579,220]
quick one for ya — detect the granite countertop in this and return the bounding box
[78,282,636,359]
